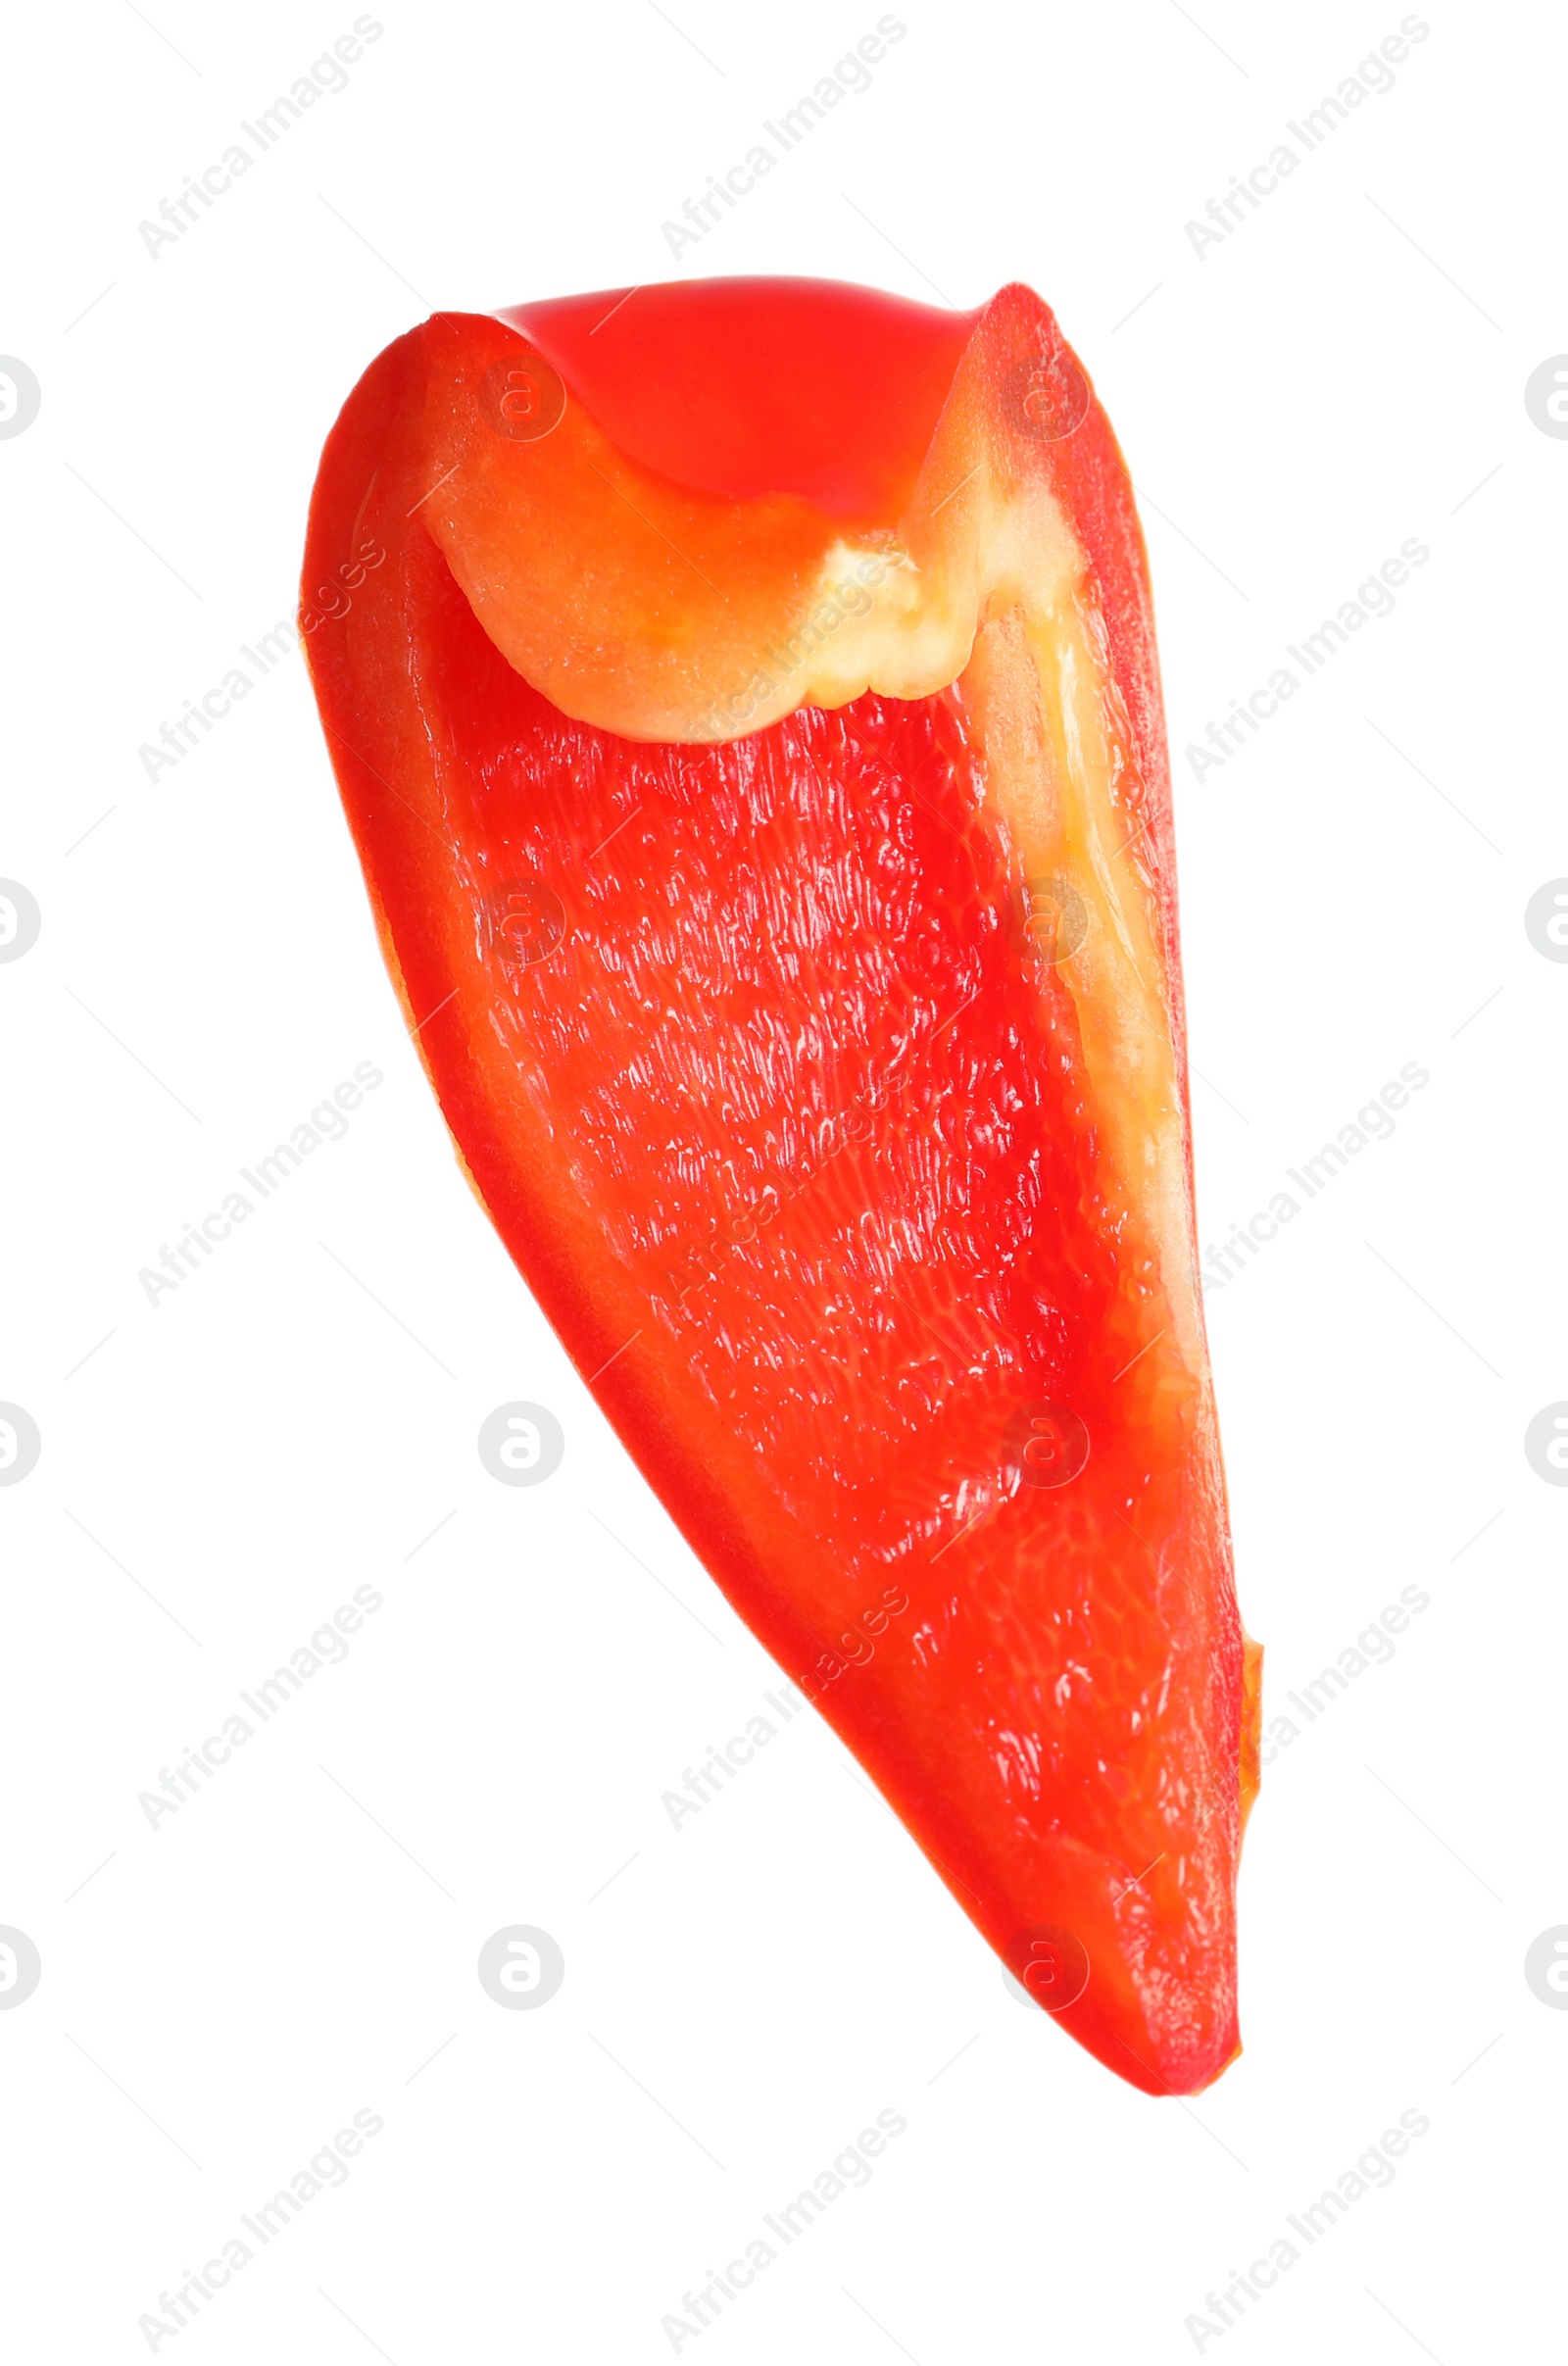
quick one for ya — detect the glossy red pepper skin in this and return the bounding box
[302,277,1258,2095]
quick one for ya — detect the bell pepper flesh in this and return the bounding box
[302,276,1259,2096]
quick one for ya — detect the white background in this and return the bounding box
[3,1,1564,2359]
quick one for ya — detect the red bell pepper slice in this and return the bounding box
[302,275,1259,2095]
